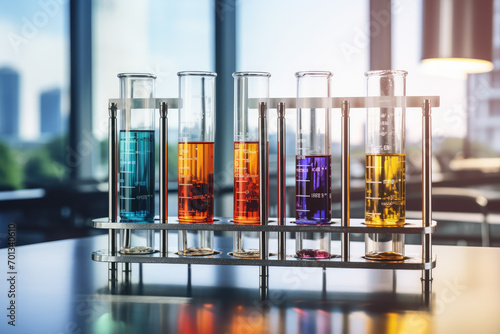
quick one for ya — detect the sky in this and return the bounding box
[92,0,213,143]
[237,0,369,145]
[0,0,473,145]
[0,0,69,140]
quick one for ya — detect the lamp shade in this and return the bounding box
[422,0,494,77]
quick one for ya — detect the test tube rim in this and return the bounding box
[364,69,408,78]
[177,71,217,77]
[232,71,271,78]
[117,72,157,79]
[295,71,333,78]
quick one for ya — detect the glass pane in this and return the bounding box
[92,0,214,180]
[393,0,474,181]
[0,1,70,190]
[237,0,369,190]
[466,0,500,157]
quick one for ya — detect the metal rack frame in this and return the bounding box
[94,95,439,301]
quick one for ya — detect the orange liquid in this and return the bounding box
[233,141,268,224]
[178,142,214,223]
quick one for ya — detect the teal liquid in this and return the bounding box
[119,130,155,222]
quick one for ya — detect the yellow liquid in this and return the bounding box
[365,251,405,261]
[365,154,405,226]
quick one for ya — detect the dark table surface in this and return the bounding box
[1,233,499,334]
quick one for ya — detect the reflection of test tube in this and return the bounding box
[118,73,155,254]
[232,72,270,224]
[177,72,216,255]
[295,71,332,259]
[364,70,407,261]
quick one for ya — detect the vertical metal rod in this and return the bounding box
[187,264,192,297]
[182,230,188,251]
[392,269,397,293]
[259,102,268,258]
[108,102,118,281]
[199,230,204,248]
[422,99,433,281]
[322,267,327,300]
[260,265,269,300]
[122,262,131,283]
[422,277,432,310]
[341,100,351,262]
[108,103,118,223]
[234,231,242,252]
[258,101,269,300]
[277,102,287,260]
[481,210,491,247]
[122,229,131,250]
[159,102,168,256]
[139,263,144,286]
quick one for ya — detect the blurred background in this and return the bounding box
[0,0,499,247]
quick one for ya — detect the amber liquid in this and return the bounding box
[365,251,404,261]
[365,154,406,226]
[233,141,268,224]
[178,142,214,223]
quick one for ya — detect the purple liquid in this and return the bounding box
[295,155,332,224]
[296,249,331,259]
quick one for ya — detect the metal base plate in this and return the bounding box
[92,249,436,270]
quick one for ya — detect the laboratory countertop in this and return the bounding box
[1,234,499,334]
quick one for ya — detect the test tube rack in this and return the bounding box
[92,95,439,301]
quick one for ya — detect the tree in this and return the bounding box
[23,136,68,187]
[0,142,22,190]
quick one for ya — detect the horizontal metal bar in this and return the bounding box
[109,98,179,109]
[92,250,437,270]
[248,96,441,109]
[109,96,440,110]
[92,217,437,234]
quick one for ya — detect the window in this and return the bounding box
[92,0,214,180]
[237,0,369,185]
[0,1,70,190]
[392,0,479,176]
[236,0,369,216]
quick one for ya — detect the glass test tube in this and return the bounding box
[177,71,216,255]
[232,72,270,257]
[295,71,333,259]
[364,70,407,261]
[233,72,270,223]
[118,73,156,254]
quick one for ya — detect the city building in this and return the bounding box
[0,67,20,139]
[40,88,62,137]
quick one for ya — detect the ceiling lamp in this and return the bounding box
[422,0,494,78]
